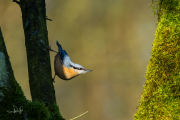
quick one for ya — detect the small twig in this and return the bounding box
[48,46,58,53]
[46,16,52,21]
[70,111,89,120]
[44,45,58,53]
[13,0,20,5]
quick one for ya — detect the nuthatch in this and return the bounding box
[48,41,92,82]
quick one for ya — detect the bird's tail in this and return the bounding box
[56,40,63,50]
[56,40,68,60]
[56,40,64,55]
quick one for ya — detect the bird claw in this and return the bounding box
[52,74,56,82]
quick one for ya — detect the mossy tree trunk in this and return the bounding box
[0,27,11,97]
[19,0,63,117]
[0,27,28,119]
[0,0,65,119]
[134,0,180,119]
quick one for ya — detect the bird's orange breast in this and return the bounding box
[62,65,79,79]
[54,53,78,80]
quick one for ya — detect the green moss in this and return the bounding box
[150,0,180,21]
[0,84,64,120]
[48,104,65,120]
[134,1,180,119]
[24,100,50,120]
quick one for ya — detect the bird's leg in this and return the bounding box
[52,74,56,82]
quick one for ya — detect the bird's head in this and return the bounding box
[70,63,92,75]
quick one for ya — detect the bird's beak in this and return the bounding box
[85,69,92,72]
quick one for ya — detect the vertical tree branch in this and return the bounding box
[19,0,63,118]
[20,0,54,104]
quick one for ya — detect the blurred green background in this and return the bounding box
[0,0,157,120]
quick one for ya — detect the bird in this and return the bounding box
[48,41,92,82]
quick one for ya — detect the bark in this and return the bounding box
[20,0,55,106]
[19,0,64,119]
[0,27,28,120]
[0,27,11,98]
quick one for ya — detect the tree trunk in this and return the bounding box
[20,0,55,106]
[0,27,11,98]
[0,27,28,120]
[134,0,180,119]
[19,0,64,119]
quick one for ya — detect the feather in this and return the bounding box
[56,41,73,68]
[54,53,78,80]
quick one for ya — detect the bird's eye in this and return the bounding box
[73,67,83,70]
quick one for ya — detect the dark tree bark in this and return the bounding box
[18,0,64,117]
[0,27,11,97]
[0,27,28,120]
[20,0,56,106]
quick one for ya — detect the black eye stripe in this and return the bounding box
[72,66,85,70]
[69,64,85,70]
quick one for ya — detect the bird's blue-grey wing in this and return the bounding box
[56,41,73,68]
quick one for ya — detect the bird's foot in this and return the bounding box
[52,74,56,82]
